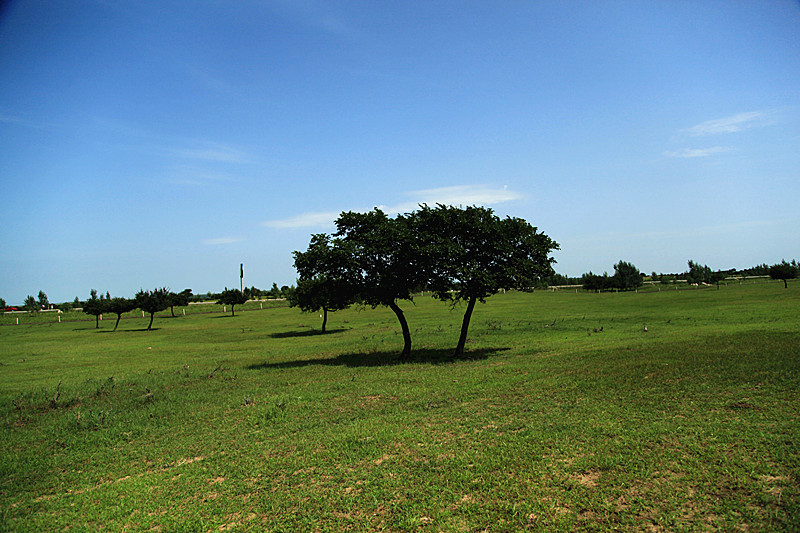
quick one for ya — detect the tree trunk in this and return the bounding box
[784,279,788,289]
[170,306,176,317]
[114,315,121,332]
[147,312,155,330]
[95,315,100,329]
[231,305,236,316]
[388,301,411,360]
[322,307,328,333]
[454,296,477,357]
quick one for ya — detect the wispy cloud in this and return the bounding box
[171,144,254,164]
[203,237,245,246]
[262,184,523,229]
[263,211,343,229]
[663,147,730,158]
[684,112,763,136]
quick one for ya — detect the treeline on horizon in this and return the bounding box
[3,259,798,313]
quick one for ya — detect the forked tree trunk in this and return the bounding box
[113,315,122,332]
[388,301,412,360]
[454,296,478,357]
[321,307,328,333]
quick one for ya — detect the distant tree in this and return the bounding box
[166,289,192,317]
[769,261,797,288]
[23,295,39,313]
[57,301,73,312]
[106,297,135,332]
[412,204,558,357]
[73,296,81,307]
[135,288,171,330]
[0,298,6,313]
[217,288,248,316]
[582,272,611,292]
[37,290,49,310]
[293,233,357,332]
[82,290,106,328]
[686,260,713,285]
[612,260,643,291]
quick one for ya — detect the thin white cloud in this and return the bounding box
[172,144,254,164]
[262,211,342,229]
[684,112,763,136]
[203,237,245,246]
[663,147,730,158]
[262,184,523,229]
[410,184,523,207]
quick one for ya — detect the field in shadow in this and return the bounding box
[247,347,508,369]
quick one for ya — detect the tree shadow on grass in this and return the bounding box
[247,347,509,370]
[269,328,348,339]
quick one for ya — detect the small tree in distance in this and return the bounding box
[135,288,171,330]
[769,261,798,288]
[612,260,643,291]
[292,233,356,333]
[166,289,192,317]
[23,295,38,313]
[106,297,135,332]
[82,290,106,328]
[217,288,248,316]
[38,290,49,310]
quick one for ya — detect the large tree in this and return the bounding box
[769,260,798,289]
[135,288,171,330]
[106,297,135,332]
[217,288,248,316]
[292,233,356,333]
[333,209,424,360]
[412,205,558,356]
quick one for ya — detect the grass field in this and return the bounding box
[1,281,798,531]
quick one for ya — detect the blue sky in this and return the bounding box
[1,1,799,304]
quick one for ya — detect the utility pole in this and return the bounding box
[240,263,244,293]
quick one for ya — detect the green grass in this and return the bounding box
[1,282,798,531]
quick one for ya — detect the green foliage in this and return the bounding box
[37,290,49,309]
[82,291,107,328]
[412,204,558,355]
[292,233,357,332]
[768,260,798,288]
[106,297,136,331]
[612,260,643,291]
[582,271,611,292]
[135,287,171,330]
[166,289,192,316]
[23,295,38,312]
[217,288,248,316]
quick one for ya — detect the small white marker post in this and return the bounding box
[58,315,61,323]
[183,309,185,316]
[260,303,263,310]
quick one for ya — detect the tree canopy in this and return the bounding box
[106,297,135,331]
[293,205,558,359]
[135,288,171,330]
[217,288,248,316]
[412,204,558,355]
[769,260,798,288]
[82,290,106,328]
[292,233,358,333]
